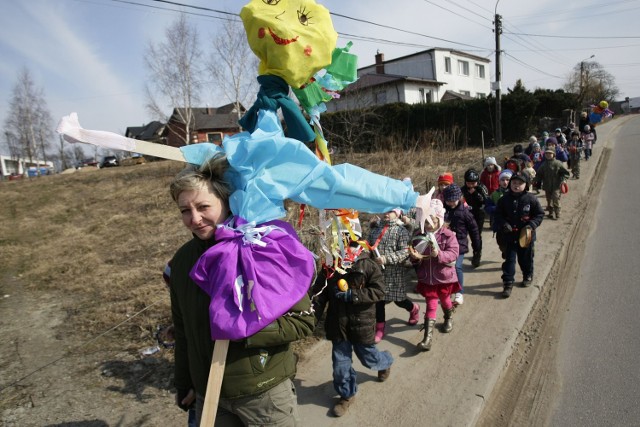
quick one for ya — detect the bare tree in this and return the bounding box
[564,60,620,108]
[206,19,259,120]
[145,14,204,145]
[3,67,53,166]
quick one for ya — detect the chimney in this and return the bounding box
[375,51,385,74]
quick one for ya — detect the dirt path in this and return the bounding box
[476,147,613,425]
[0,274,181,427]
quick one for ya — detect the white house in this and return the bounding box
[1,155,54,178]
[325,48,491,112]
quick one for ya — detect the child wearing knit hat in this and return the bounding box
[409,199,461,351]
[487,169,513,257]
[480,157,501,195]
[442,184,481,306]
[434,172,454,203]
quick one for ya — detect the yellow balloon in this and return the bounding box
[599,100,609,109]
[337,279,349,292]
[240,0,338,89]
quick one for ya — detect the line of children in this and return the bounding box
[409,199,460,351]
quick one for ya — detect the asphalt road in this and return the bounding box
[550,116,640,426]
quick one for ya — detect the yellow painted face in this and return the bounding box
[240,0,338,89]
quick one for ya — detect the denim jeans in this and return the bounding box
[332,340,393,399]
[455,253,465,292]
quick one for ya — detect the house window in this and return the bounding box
[461,90,471,96]
[445,57,451,74]
[375,91,387,104]
[207,132,223,145]
[458,60,469,76]
[476,64,485,79]
[419,88,432,103]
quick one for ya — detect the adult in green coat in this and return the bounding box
[168,155,316,426]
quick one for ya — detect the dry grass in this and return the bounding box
[0,142,513,355]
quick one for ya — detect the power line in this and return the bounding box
[113,0,493,51]
[421,0,492,28]
[111,0,239,22]
[329,12,490,50]
[504,32,640,39]
[507,0,638,20]
[503,52,564,79]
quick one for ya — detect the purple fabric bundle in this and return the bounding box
[189,216,316,340]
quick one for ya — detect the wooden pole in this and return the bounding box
[481,131,485,167]
[200,339,229,427]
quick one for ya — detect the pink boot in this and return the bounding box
[408,303,420,325]
[374,322,385,343]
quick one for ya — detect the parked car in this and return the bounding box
[101,156,119,168]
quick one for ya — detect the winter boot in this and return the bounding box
[408,303,420,325]
[555,208,561,219]
[502,282,514,298]
[333,396,356,417]
[374,322,385,343]
[417,319,436,351]
[442,308,454,333]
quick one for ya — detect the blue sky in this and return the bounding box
[1,0,639,143]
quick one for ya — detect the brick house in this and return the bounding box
[163,103,245,147]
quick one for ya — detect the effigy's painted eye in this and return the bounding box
[262,0,280,5]
[298,7,312,26]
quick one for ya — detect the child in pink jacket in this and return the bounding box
[408,199,460,352]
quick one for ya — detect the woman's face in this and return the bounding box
[177,183,229,240]
[383,210,398,221]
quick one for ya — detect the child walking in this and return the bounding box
[581,125,595,161]
[409,199,460,351]
[494,172,545,297]
[486,169,513,258]
[312,226,394,417]
[368,209,417,343]
[480,157,501,195]
[567,131,583,179]
[533,148,570,220]
[462,168,488,268]
[442,184,481,306]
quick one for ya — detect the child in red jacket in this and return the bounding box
[480,157,501,195]
[409,199,460,351]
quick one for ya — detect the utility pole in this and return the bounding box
[494,13,503,146]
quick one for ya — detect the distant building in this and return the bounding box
[1,155,54,178]
[163,103,245,147]
[125,121,166,144]
[326,48,491,112]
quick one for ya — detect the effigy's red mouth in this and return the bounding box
[265,27,299,45]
